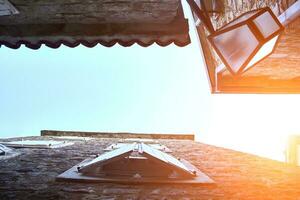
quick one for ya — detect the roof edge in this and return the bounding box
[41,130,195,141]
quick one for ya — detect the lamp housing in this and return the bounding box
[208,7,284,75]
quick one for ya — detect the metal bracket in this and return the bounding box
[186,0,215,34]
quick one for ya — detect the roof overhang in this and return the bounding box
[0,0,190,49]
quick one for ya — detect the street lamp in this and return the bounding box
[187,0,284,75]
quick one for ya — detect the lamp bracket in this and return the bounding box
[186,0,215,34]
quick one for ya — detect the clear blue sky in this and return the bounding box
[1,2,300,162]
[0,41,212,137]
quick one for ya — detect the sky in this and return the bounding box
[0,42,211,137]
[1,1,300,162]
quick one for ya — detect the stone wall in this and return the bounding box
[0,136,300,199]
[211,0,297,29]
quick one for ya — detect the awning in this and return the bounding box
[0,0,190,49]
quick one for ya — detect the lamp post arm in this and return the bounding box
[278,0,300,26]
[186,0,215,34]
